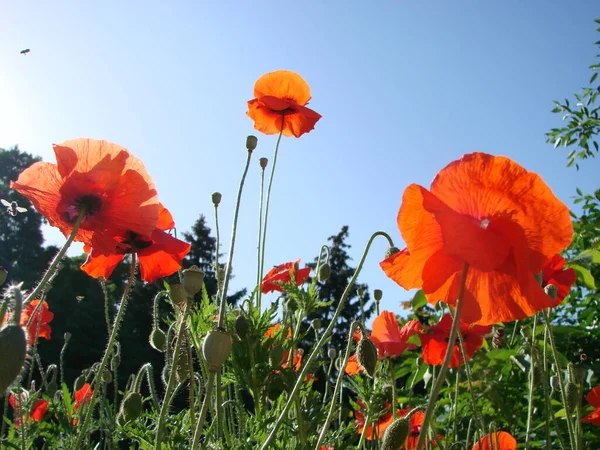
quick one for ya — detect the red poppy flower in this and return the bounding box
[9,393,49,428]
[74,383,93,410]
[421,314,490,368]
[11,138,159,247]
[472,431,517,450]
[282,349,303,372]
[542,254,576,303]
[247,70,322,138]
[81,204,190,283]
[397,409,441,449]
[355,400,394,440]
[380,153,573,325]
[2,300,54,346]
[581,386,600,425]
[265,323,293,339]
[261,260,311,294]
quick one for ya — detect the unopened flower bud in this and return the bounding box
[545,284,558,300]
[74,376,86,392]
[550,375,559,391]
[246,135,258,151]
[202,328,232,372]
[103,369,112,384]
[235,315,250,339]
[259,157,268,169]
[384,246,401,259]
[285,298,298,312]
[111,354,121,371]
[182,265,205,297]
[327,348,336,359]
[0,266,7,286]
[374,289,383,301]
[357,288,364,298]
[149,329,166,352]
[317,263,331,282]
[311,319,321,330]
[520,325,531,340]
[381,418,410,450]
[269,345,285,367]
[356,337,378,378]
[168,283,188,308]
[119,392,143,424]
[0,325,27,393]
[46,381,58,397]
[565,381,579,414]
[212,192,222,207]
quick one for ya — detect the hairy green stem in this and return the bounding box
[415,263,469,450]
[256,157,267,291]
[71,254,136,450]
[525,314,539,448]
[260,231,394,450]
[191,371,215,449]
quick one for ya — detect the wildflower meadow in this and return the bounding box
[1,7,600,450]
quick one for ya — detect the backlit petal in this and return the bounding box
[472,431,517,450]
[253,70,312,106]
[81,252,125,280]
[137,229,191,283]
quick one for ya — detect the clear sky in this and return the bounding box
[1,1,599,320]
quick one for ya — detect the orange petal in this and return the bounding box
[370,311,422,357]
[585,386,600,409]
[137,229,191,283]
[472,431,517,450]
[81,251,125,280]
[345,354,362,376]
[156,204,175,230]
[253,70,312,106]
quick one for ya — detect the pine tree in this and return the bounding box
[307,226,374,351]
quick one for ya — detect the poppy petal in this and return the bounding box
[156,204,175,231]
[81,252,125,280]
[345,354,362,375]
[472,431,517,450]
[137,229,191,283]
[253,70,312,106]
[585,386,600,409]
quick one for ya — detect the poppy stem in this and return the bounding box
[260,231,394,450]
[71,253,137,450]
[415,262,469,450]
[217,146,253,328]
[25,208,86,306]
[191,371,215,449]
[389,360,397,417]
[541,324,566,450]
[525,314,539,448]
[357,409,372,449]
[256,156,267,292]
[257,125,284,310]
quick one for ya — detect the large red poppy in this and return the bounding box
[11,138,159,247]
[9,392,49,428]
[421,314,490,368]
[247,70,322,138]
[380,153,573,325]
[542,254,576,303]
[261,260,311,294]
[355,400,394,440]
[81,204,190,283]
[472,431,517,450]
[581,386,600,425]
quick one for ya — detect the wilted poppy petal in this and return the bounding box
[137,229,191,283]
[472,431,517,450]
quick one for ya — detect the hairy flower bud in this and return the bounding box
[550,375,559,391]
[235,315,250,339]
[373,289,383,301]
[311,319,321,330]
[64,332,71,342]
[246,135,258,151]
[269,345,285,368]
[356,337,378,378]
[211,192,222,207]
[119,392,143,424]
[103,369,113,384]
[545,284,558,300]
[0,325,27,394]
[150,329,166,352]
[202,328,232,372]
[74,375,86,392]
[520,325,532,340]
[565,381,579,414]
[168,283,188,308]
[46,381,58,397]
[317,263,331,282]
[381,418,409,450]
[182,265,205,297]
[328,348,337,359]
[384,246,401,259]
[259,157,268,169]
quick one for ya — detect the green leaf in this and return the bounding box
[581,249,600,264]
[569,263,596,289]
[412,289,427,309]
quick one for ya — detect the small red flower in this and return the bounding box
[397,409,442,449]
[81,204,190,283]
[261,260,311,294]
[265,323,293,339]
[542,254,576,303]
[282,348,303,372]
[581,386,600,425]
[421,314,490,368]
[9,392,49,428]
[2,300,54,346]
[472,431,517,450]
[354,400,393,440]
[74,383,93,410]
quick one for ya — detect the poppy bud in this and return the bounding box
[565,381,579,414]
[381,418,410,450]
[285,298,298,312]
[269,345,285,368]
[328,348,336,359]
[212,192,222,207]
[150,329,166,352]
[267,376,285,401]
[235,315,250,339]
[259,157,268,169]
[0,267,7,286]
[111,354,121,371]
[356,337,378,378]
[202,328,232,372]
[544,284,558,300]
[373,289,383,301]
[46,381,58,397]
[182,265,205,297]
[520,326,531,340]
[317,263,331,282]
[74,376,86,392]
[168,283,188,308]
[550,375,559,391]
[119,391,143,424]
[103,369,113,384]
[311,319,321,330]
[384,246,401,259]
[246,135,258,151]
[64,332,71,342]
[0,325,27,394]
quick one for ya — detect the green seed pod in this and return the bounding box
[74,375,86,392]
[259,157,268,169]
[565,381,579,414]
[182,265,205,297]
[202,328,232,372]
[120,392,143,423]
[311,319,321,330]
[150,329,167,352]
[168,283,188,308]
[373,289,383,301]
[545,284,558,300]
[384,246,401,259]
[211,192,222,206]
[381,418,409,450]
[269,345,285,368]
[356,337,378,378]
[0,325,27,393]
[317,263,331,282]
[235,315,250,339]
[103,369,113,384]
[246,135,258,151]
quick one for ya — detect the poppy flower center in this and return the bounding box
[120,231,153,253]
[64,194,103,222]
[480,218,490,229]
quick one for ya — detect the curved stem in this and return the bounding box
[191,372,215,449]
[260,231,395,450]
[217,148,253,328]
[525,314,539,448]
[154,299,192,449]
[71,254,137,450]
[415,263,469,450]
[256,125,284,310]
[25,210,86,305]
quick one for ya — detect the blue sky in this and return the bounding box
[1,1,599,320]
